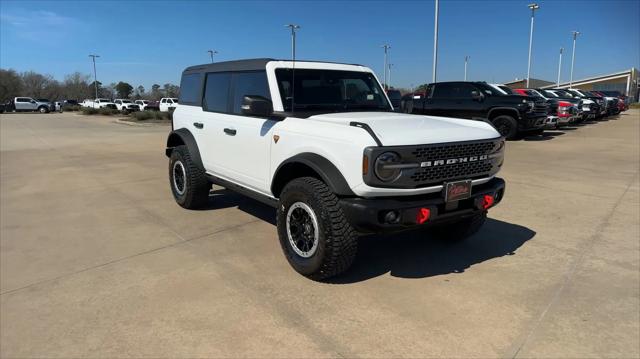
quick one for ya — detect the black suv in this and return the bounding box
[402,81,548,139]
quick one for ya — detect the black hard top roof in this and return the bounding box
[182,58,364,74]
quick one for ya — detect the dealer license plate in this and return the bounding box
[444,180,472,202]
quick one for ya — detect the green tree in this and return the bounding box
[163,83,180,98]
[115,81,133,98]
[151,83,162,100]
[134,85,145,99]
[88,80,102,98]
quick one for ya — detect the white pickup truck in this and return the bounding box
[80,98,117,109]
[159,98,178,112]
[134,100,149,110]
[114,99,140,113]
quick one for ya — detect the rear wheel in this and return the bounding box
[169,145,210,209]
[277,177,357,280]
[491,115,518,140]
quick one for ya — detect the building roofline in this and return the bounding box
[541,68,636,89]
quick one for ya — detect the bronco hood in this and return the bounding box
[307,112,500,146]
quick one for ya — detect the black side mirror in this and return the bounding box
[242,95,273,117]
[471,90,484,101]
[31,100,36,104]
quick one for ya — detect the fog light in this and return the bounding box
[384,211,399,224]
[482,194,495,210]
[416,208,431,224]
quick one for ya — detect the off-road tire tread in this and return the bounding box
[277,177,357,280]
[170,145,210,209]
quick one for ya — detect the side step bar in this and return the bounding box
[205,174,279,208]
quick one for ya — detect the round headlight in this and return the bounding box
[374,152,402,182]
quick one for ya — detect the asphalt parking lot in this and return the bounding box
[1,110,638,358]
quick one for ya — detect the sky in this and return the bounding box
[1,0,639,90]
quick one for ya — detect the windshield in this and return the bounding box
[498,86,514,95]
[122,100,132,103]
[542,90,559,98]
[524,89,543,98]
[275,68,390,113]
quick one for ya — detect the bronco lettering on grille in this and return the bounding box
[420,155,488,167]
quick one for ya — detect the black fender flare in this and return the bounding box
[165,128,204,169]
[271,153,355,197]
[487,107,521,121]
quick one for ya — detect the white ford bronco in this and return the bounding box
[166,59,506,280]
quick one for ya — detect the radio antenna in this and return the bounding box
[285,24,300,114]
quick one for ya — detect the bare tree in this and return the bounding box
[63,72,91,100]
[0,69,23,102]
[21,71,57,99]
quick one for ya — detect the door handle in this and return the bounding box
[224,128,236,136]
[193,122,204,129]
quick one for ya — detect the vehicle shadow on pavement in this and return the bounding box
[205,188,277,224]
[331,218,535,283]
[205,189,535,283]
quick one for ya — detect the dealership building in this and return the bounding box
[504,67,639,102]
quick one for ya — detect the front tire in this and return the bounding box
[38,106,49,113]
[429,212,487,242]
[169,145,210,209]
[277,177,357,280]
[491,115,518,139]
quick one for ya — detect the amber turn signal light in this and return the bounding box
[362,155,369,175]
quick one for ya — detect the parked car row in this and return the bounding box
[79,97,178,113]
[399,82,628,139]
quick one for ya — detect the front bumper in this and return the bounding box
[339,177,505,234]
[520,114,547,130]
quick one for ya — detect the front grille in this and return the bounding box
[533,101,549,114]
[411,141,496,159]
[410,161,494,183]
[407,139,502,186]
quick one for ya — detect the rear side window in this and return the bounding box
[179,73,201,105]
[232,72,271,114]
[16,98,30,102]
[433,83,476,98]
[203,72,231,112]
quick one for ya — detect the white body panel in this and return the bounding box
[172,61,501,199]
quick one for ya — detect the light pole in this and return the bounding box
[388,63,393,89]
[569,31,580,89]
[557,47,563,87]
[381,44,390,90]
[526,3,540,88]
[464,55,470,81]
[432,0,439,83]
[88,54,100,99]
[207,50,218,63]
